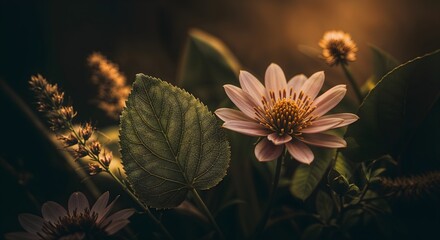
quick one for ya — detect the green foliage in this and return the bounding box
[291,148,335,201]
[300,223,324,240]
[334,152,358,180]
[362,45,399,95]
[344,50,440,168]
[119,74,231,208]
[328,169,350,195]
[316,191,334,222]
[177,29,240,109]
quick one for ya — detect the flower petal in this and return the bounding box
[318,113,359,128]
[215,108,253,122]
[97,195,120,223]
[91,191,110,220]
[265,63,287,100]
[300,118,344,133]
[224,85,258,118]
[223,121,271,137]
[301,133,347,148]
[18,214,44,234]
[5,232,39,240]
[41,201,67,223]
[286,141,314,164]
[287,74,307,95]
[68,192,90,215]
[300,71,325,100]
[313,85,347,117]
[102,209,136,227]
[267,133,292,145]
[254,138,284,162]
[104,220,131,235]
[239,70,266,107]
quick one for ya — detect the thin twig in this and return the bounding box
[251,153,285,239]
[191,188,225,240]
[341,64,363,103]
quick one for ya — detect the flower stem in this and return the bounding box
[341,64,363,103]
[107,170,174,240]
[191,188,225,240]
[251,153,284,239]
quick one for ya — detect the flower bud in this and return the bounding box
[58,133,78,147]
[88,163,102,175]
[89,141,101,155]
[79,122,93,141]
[101,150,112,167]
[73,145,88,160]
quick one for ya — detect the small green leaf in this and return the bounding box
[371,168,386,178]
[328,170,350,195]
[334,152,358,180]
[316,191,334,222]
[362,45,399,95]
[344,50,440,168]
[291,148,334,201]
[300,223,324,240]
[120,74,231,208]
[177,29,240,109]
[347,184,360,196]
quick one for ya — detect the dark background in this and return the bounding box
[1,0,439,238]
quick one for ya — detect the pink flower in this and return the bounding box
[5,191,135,240]
[215,63,358,164]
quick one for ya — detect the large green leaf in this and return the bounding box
[315,191,334,222]
[119,74,230,208]
[362,45,399,95]
[177,29,240,109]
[290,148,335,201]
[344,50,440,170]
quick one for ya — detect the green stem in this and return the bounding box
[341,64,363,103]
[191,188,225,240]
[106,171,174,240]
[357,181,370,204]
[357,163,370,204]
[251,153,284,239]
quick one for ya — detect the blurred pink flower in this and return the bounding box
[215,63,358,164]
[5,191,135,240]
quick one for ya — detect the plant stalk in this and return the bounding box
[341,64,363,103]
[251,153,284,239]
[191,188,225,240]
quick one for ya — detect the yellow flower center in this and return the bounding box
[256,90,317,136]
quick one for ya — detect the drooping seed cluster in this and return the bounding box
[255,89,316,136]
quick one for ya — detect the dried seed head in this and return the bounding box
[29,74,49,90]
[48,115,67,131]
[30,74,65,113]
[58,106,76,121]
[88,163,102,176]
[58,133,78,147]
[89,141,102,155]
[101,150,112,167]
[79,122,94,141]
[73,145,88,160]
[52,92,64,107]
[319,30,358,66]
